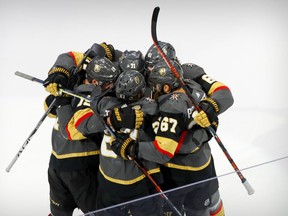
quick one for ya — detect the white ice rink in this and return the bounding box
[1,0,288,215]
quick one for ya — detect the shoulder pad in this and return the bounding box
[158,93,190,114]
[69,51,85,66]
[182,63,205,80]
[184,79,206,104]
[98,96,123,117]
[138,97,158,115]
[74,83,95,94]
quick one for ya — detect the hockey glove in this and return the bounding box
[44,95,71,117]
[110,133,138,160]
[109,106,144,131]
[43,67,69,96]
[54,95,72,108]
[85,43,106,59]
[44,95,57,117]
[193,98,219,131]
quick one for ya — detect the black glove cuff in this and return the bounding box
[43,67,69,88]
[54,96,72,108]
[48,67,70,78]
[201,98,219,113]
[44,95,57,116]
[120,137,134,159]
[199,99,219,131]
[129,142,139,159]
[100,42,114,61]
[109,107,123,131]
[110,106,140,131]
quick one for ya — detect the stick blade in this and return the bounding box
[151,7,160,42]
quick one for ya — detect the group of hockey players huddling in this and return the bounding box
[43,41,234,216]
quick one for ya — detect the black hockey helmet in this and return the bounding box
[86,57,119,86]
[119,50,145,73]
[148,60,183,92]
[115,70,146,102]
[144,41,176,68]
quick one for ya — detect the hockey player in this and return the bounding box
[43,42,122,215]
[95,70,163,216]
[43,43,121,216]
[110,59,233,216]
[144,41,234,134]
[52,54,158,215]
[44,94,102,216]
[144,42,234,214]
[58,68,162,215]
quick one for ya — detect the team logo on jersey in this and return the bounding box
[170,93,179,101]
[93,64,101,73]
[159,67,166,76]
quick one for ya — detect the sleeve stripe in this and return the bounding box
[208,81,230,96]
[69,51,77,66]
[66,124,72,140]
[75,112,94,129]
[175,130,187,153]
[153,140,174,158]
[214,85,230,92]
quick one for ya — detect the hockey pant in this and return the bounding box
[96,172,162,216]
[48,166,98,216]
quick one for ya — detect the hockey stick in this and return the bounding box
[6,97,56,172]
[6,71,84,172]
[151,6,255,195]
[15,71,92,101]
[6,45,106,172]
[16,71,182,215]
[131,158,182,215]
[15,71,116,136]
